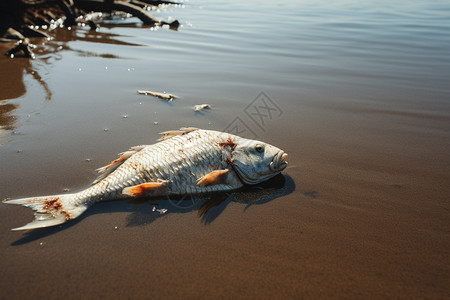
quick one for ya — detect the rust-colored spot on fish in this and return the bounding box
[225,158,236,166]
[219,138,237,151]
[61,210,72,220]
[43,197,61,210]
[178,149,184,153]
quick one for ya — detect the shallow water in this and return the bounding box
[1,0,449,298]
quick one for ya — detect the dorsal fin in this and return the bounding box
[158,127,199,141]
[91,145,146,185]
[179,127,199,133]
[158,130,184,141]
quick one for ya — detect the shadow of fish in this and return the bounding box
[126,172,294,227]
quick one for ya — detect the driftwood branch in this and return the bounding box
[1,0,180,57]
[75,0,160,25]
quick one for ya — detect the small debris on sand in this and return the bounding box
[137,90,177,101]
[194,104,211,111]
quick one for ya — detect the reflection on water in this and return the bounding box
[36,27,141,63]
[0,54,53,141]
[53,25,144,47]
[0,23,169,141]
[0,50,27,101]
[0,40,52,139]
[0,102,18,131]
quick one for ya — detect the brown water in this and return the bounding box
[1,0,449,298]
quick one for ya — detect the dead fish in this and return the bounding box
[194,104,211,111]
[137,90,176,101]
[3,128,288,231]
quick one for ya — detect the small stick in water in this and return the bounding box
[137,90,177,101]
[194,104,211,111]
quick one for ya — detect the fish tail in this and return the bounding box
[3,193,88,231]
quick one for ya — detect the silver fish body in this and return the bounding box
[3,128,288,230]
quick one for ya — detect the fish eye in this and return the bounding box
[255,144,264,153]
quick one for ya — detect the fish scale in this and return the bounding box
[3,128,288,230]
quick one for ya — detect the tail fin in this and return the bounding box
[3,193,88,231]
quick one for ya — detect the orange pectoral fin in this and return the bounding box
[197,169,229,187]
[122,180,167,197]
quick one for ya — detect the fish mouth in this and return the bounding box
[233,150,288,185]
[270,151,288,172]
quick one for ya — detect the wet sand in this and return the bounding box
[1,0,449,299]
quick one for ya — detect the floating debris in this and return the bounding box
[153,206,167,214]
[137,90,177,101]
[194,104,211,112]
[157,208,168,214]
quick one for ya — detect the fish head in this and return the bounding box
[230,137,288,185]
